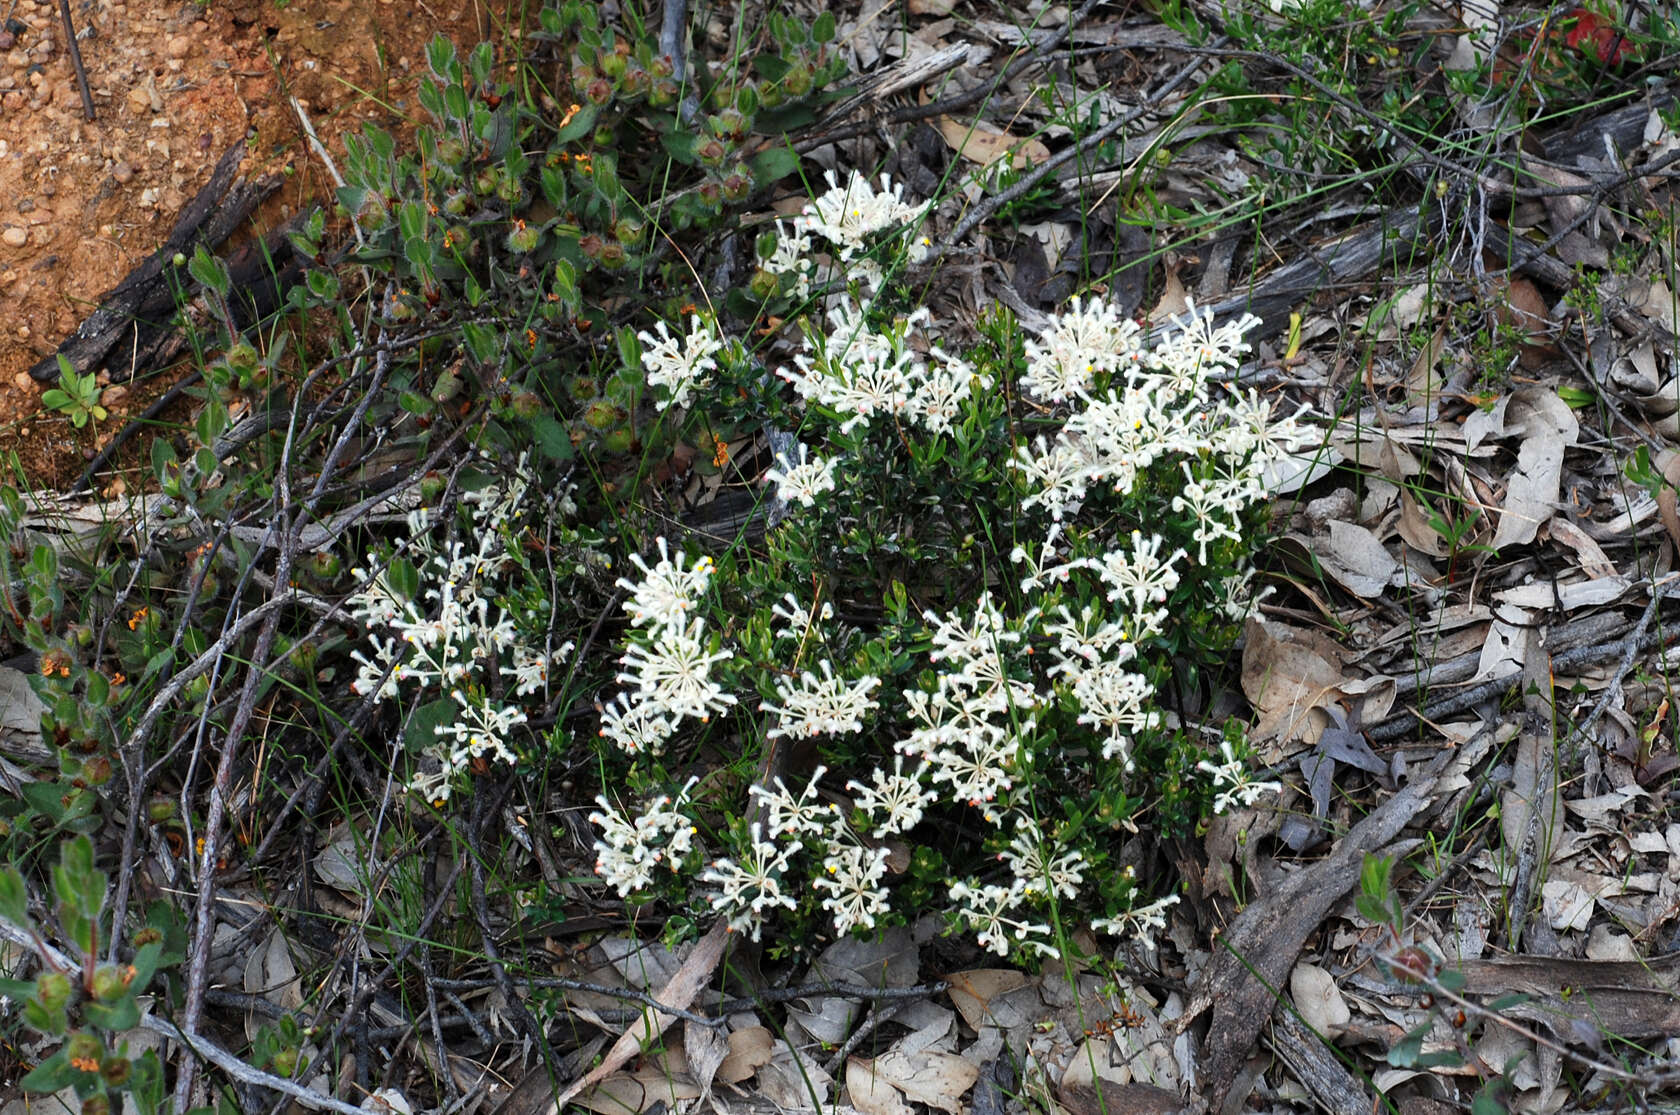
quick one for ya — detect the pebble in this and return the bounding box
[112,161,134,183]
[166,35,190,59]
[1,226,27,247]
[0,32,13,50]
[12,373,32,392]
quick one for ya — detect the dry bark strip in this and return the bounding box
[27,139,283,383]
[1456,953,1680,1040]
[1187,753,1449,1111]
[1264,1007,1375,1114]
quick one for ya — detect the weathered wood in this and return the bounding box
[28,140,282,382]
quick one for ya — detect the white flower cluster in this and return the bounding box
[897,593,1039,816]
[763,442,839,508]
[344,455,573,805]
[1197,738,1283,814]
[764,170,933,295]
[590,782,699,897]
[778,301,990,437]
[640,314,724,411]
[598,537,736,755]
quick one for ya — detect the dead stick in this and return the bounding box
[57,0,94,121]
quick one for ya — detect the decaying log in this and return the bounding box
[28,139,285,383]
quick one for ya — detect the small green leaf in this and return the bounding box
[85,995,139,1031]
[20,1048,76,1092]
[0,868,30,929]
[404,696,460,759]
[750,145,799,184]
[188,246,232,298]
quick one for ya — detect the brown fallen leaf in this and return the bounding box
[935,116,1049,169]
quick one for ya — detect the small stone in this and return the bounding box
[166,35,190,59]
[0,32,13,50]
[16,198,32,213]
[1,226,27,247]
[112,161,133,183]
[126,86,149,114]
[13,373,32,391]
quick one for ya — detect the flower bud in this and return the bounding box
[583,401,624,431]
[749,268,779,300]
[80,1095,110,1115]
[509,391,544,419]
[578,233,604,259]
[36,971,73,1011]
[585,77,613,106]
[100,1057,130,1088]
[147,797,176,824]
[67,1031,103,1066]
[90,964,127,1002]
[721,170,751,201]
[419,472,447,504]
[696,138,728,166]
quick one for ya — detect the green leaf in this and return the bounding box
[531,414,575,462]
[425,35,458,82]
[188,246,232,298]
[387,557,421,601]
[20,1048,76,1092]
[750,145,799,185]
[85,995,139,1031]
[41,389,72,410]
[1485,992,1530,1011]
[404,696,460,759]
[1386,1022,1428,1067]
[555,102,599,144]
[661,130,699,165]
[811,11,836,42]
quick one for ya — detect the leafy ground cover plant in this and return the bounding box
[336,165,1313,962]
[6,0,1675,1105]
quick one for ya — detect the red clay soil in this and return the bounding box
[0,0,489,489]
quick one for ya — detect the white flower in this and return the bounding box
[1148,300,1260,385]
[616,536,715,633]
[765,219,813,299]
[1197,738,1282,814]
[770,592,834,643]
[617,618,738,722]
[433,700,527,770]
[1000,813,1086,900]
[815,840,892,934]
[800,170,927,263]
[596,691,678,755]
[949,880,1058,958]
[763,443,840,509]
[1171,463,1244,565]
[702,823,797,941]
[640,315,724,409]
[1070,662,1158,770]
[911,348,989,435]
[847,756,933,836]
[751,766,837,839]
[762,661,881,740]
[1091,894,1180,951]
[591,785,699,897]
[1021,296,1141,403]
